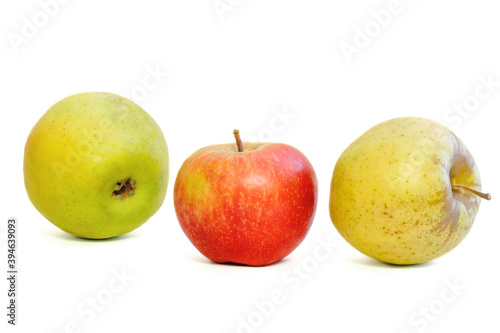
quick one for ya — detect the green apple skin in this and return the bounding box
[24,92,169,239]
[329,117,486,265]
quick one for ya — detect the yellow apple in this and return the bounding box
[24,92,169,239]
[329,117,491,265]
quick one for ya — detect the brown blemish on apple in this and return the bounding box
[112,178,136,198]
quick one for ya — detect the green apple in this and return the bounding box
[24,92,169,239]
[329,117,491,265]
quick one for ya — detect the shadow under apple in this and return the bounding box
[187,254,292,268]
[350,255,437,269]
[46,228,140,243]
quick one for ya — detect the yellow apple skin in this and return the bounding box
[329,117,484,265]
[24,92,169,239]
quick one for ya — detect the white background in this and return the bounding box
[1,1,499,332]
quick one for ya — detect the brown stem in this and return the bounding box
[452,185,491,200]
[233,129,244,152]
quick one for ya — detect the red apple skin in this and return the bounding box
[174,142,318,266]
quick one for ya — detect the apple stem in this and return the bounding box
[233,129,244,152]
[452,185,491,200]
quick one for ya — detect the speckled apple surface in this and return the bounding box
[174,142,318,266]
[24,92,169,239]
[329,117,487,265]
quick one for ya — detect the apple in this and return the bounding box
[24,92,169,239]
[329,117,491,265]
[174,130,318,266]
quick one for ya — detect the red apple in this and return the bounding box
[174,130,318,266]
